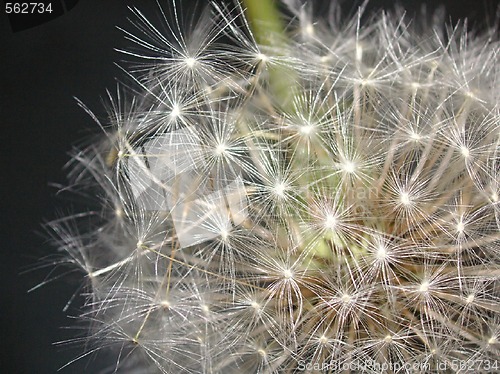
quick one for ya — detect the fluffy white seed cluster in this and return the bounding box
[50,1,499,373]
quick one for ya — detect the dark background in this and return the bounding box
[1,0,498,372]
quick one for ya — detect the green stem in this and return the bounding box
[243,0,283,45]
[242,0,297,109]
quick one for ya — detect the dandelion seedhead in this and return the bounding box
[47,0,499,372]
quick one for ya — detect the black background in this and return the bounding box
[1,0,498,372]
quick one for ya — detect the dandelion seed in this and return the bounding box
[283,269,293,280]
[256,53,268,62]
[419,281,430,293]
[214,142,227,155]
[170,104,181,118]
[220,229,229,240]
[410,132,421,141]
[273,182,286,197]
[400,192,411,206]
[376,244,387,260]
[324,214,337,230]
[114,206,123,218]
[299,123,314,135]
[318,335,328,344]
[341,293,352,304]
[460,146,470,158]
[185,57,196,67]
[341,160,356,174]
